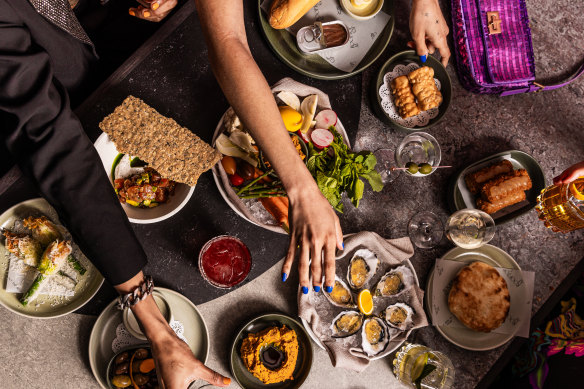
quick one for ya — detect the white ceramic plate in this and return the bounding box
[211,109,350,234]
[0,198,104,318]
[425,244,526,351]
[301,243,419,360]
[88,287,209,389]
[93,133,195,224]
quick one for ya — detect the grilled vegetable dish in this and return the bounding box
[114,167,177,208]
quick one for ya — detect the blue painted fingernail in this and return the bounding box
[314,286,321,293]
[420,55,427,63]
[325,286,333,293]
[282,273,288,282]
[342,242,345,250]
[302,286,309,295]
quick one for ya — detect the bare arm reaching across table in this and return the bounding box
[195,0,344,294]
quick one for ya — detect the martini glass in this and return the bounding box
[408,211,444,249]
[373,148,400,184]
[395,132,441,177]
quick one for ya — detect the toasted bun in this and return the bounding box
[269,0,320,29]
[448,261,510,332]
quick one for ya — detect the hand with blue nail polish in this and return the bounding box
[280,185,344,297]
[409,0,451,67]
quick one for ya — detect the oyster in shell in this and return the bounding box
[346,249,379,290]
[330,311,364,338]
[383,302,415,331]
[361,317,389,356]
[325,277,356,308]
[374,265,415,297]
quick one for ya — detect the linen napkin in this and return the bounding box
[211,77,350,233]
[298,231,428,372]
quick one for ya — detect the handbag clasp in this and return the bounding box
[487,11,502,35]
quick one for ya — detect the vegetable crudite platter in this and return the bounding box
[0,198,103,318]
[211,78,383,234]
[259,0,395,79]
[95,95,221,224]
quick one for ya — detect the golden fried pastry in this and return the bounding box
[465,160,514,194]
[391,76,420,118]
[477,190,526,214]
[448,262,510,332]
[480,169,532,202]
[408,66,442,111]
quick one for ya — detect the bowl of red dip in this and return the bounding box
[198,236,252,288]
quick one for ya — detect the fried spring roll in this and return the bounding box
[477,190,526,214]
[391,75,420,118]
[465,160,514,194]
[480,169,532,202]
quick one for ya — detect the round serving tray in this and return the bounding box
[258,0,395,80]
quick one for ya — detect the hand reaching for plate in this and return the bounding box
[408,0,451,67]
[150,329,230,389]
[553,161,584,185]
[282,184,344,294]
[116,273,231,389]
[129,0,177,22]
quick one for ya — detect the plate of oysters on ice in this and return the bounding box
[301,242,427,361]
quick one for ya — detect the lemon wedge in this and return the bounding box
[357,289,374,315]
[569,182,584,201]
[279,106,303,132]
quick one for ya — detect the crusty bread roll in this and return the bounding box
[269,0,320,29]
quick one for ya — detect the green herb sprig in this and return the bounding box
[306,127,383,212]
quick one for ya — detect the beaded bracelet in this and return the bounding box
[117,275,154,310]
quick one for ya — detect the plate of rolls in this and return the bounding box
[448,150,546,224]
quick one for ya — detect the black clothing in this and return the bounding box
[0,0,147,285]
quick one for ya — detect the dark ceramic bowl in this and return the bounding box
[106,345,153,389]
[371,50,452,132]
[230,312,313,389]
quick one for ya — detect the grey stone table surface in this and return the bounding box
[1,0,584,388]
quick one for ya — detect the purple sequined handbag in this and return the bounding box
[451,0,584,95]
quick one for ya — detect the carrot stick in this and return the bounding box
[260,196,289,232]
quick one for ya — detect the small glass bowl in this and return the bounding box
[198,235,252,289]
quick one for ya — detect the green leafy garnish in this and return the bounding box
[306,127,383,212]
[414,363,436,389]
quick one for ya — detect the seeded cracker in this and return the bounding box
[99,96,221,186]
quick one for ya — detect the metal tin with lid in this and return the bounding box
[296,21,350,54]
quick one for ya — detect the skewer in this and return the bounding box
[390,165,452,171]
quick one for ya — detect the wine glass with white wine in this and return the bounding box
[445,209,496,249]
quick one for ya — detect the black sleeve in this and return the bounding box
[0,2,147,286]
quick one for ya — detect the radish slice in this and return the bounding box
[314,109,337,129]
[311,128,334,149]
[297,129,312,143]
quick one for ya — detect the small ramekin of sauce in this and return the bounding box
[198,235,252,289]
